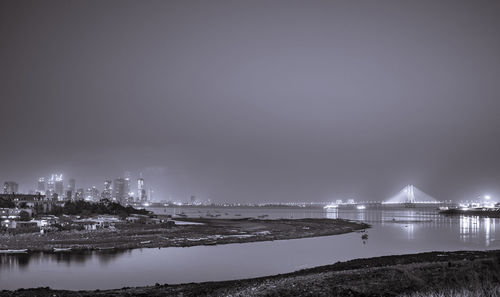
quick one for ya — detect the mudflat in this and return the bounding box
[0,218,368,252]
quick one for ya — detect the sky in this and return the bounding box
[1,0,500,203]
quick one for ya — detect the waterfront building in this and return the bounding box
[3,181,19,194]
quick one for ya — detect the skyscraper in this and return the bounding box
[137,177,147,203]
[113,178,127,204]
[50,174,64,199]
[87,186,100,202]
[148,188,154,202]
[122,171,132,203]
[101,179,112,200]
[68,178,75,192]
[37,178,45,194]
[3,181,19,194]
[75,188,85,200]
[47,176,55,198]
[66,178,76,200]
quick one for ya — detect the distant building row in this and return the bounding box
[5,173,152,205]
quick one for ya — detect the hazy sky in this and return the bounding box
[1,0,500,202]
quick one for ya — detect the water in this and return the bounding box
[1,207,499,290]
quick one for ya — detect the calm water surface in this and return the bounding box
[1,207,499,290]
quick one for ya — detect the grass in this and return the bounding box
[401,285,500,297]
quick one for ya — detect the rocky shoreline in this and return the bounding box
[0,218,368,252]
[3,250,500,296]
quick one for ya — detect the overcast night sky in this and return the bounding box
[1,0,500,203]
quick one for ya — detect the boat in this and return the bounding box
[53,248,72,252]
[0,249,28,254]
[140,240,151,244]
[356,205,366,210]
[323,204,338,209]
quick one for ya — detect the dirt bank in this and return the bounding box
[0,218,368,252]
[3,250,500,296]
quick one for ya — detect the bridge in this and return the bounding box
[383,185,440,204]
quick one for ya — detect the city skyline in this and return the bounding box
[4,171,156,203]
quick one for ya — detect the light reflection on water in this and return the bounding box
[1,207,499,290]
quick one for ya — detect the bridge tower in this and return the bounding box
[405,184,416,203]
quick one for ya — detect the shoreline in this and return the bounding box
[3,250,500,296]
[0,218,369,253]
[440,208,500,218]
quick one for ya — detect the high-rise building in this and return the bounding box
[113,178,127,204]
[65,178,76,200]
[47,176,55,198]
[68,179,75,192]
[137,177,147,203]
[50,174,64,199]
[123,171,133,204]
[3,181,19,194]
[148,188,154,202]
[101,179,112,200]
[124,178,131,198]
[65,190,72,201]
[190,195,196,204]
[86,186,100,202]
[75,188,85,200]
[37,178,46,194]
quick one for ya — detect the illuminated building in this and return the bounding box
[3,181,19,194]
[47,176,55,198]
[37,178,46,194]
[101,180,112,200]
[68,178,75,192]
[113,178,127,204]
[65,178,76,200]
[86,186,100,202]
[137,177,147,203]
[148,188,154,202]
[49,174,64,199]
[75,188,85,200]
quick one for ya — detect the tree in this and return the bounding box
[0,198,15,208]
[19,210,31,221]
